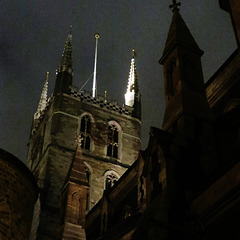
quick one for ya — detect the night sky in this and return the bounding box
[0,0,236,162]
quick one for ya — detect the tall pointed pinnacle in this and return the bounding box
[92,33,100,98]
[60,135,89,239]
[125,49,139,107]
[58,26,73,74]
[34,72,49,120]
[125,49,141,120]
[160,0,203,64]
[66,135,89,186]
[54,26,73,94]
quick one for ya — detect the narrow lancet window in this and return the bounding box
[85,165,91,211]
[107,124,119,158]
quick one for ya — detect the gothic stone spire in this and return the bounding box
[125,49,139,107]
[54,31,73,94]
[34,72,49,120]
[159,1,213,131]
[58,32,73,74]
[60,135,89,239]
[160,1,203,64]
[67,135,89,186]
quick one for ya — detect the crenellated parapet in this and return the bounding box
[69,86,133,116]
[30,86,135,138]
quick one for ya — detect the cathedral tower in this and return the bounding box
[26,33,141,239]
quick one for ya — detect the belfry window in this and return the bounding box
[105,172,118,190]
[80,115,91,150]
[107,124,118,158]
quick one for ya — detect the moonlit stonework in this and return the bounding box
[125,49,136,107]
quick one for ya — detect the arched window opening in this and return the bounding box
[107,125,119,158]
[80,115,91,150]
[71,192,80,224]
[168,62,175,96]
[105,172,118,191]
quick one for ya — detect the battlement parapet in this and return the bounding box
[69,87,133,116]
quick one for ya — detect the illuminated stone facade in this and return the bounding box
[2,1,240,240]
[26,34,141,239]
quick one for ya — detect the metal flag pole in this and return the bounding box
[92,33,100,98]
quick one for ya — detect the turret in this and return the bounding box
[159,0,213,132]
[159,0,217,192]
[125,49,141,120]
[60,136,89,240]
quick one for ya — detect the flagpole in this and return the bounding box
[92,33,100,98]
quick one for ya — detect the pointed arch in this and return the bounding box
[106,120,122,160]
[71,191,80,224]
[79,112,95,151]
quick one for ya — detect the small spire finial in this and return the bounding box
[95,33,100,39]
[104,90,107,102]
[132,49,136,58]
[69,25,73,34]
[169,0,181,12]
[76,135,83,148]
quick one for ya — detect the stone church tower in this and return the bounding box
[159,1,217,186]
[26,32,141,240]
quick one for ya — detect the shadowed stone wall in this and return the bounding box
[0,148,38,240]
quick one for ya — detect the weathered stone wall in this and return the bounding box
[205,50,240,117]
[0,148,38,240]
[26,91,141,239]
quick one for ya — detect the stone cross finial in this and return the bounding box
[169,0,181,12]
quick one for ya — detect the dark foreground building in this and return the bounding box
[0,148,38,240]
[85,1,240,239]
[1,0,240,239]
